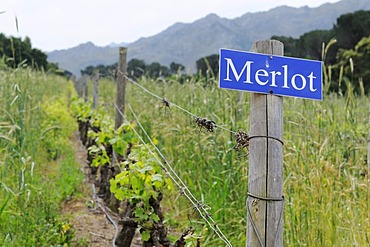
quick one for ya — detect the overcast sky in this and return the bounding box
[1,0,340,52]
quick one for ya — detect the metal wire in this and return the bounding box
[91,183,119,247]
[246,193,284,247]
[114,103,233,247]
[248,135,284,146]
[122,74,237,135]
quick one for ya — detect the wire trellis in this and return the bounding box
[123,74,237,135]
[114,102,233,247]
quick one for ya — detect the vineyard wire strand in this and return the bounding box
[114,103,200,208]
[126,103,224,227]
[123,74,237,135]
[91,183,119,247]
[124,74,197,118]
[115,103,233,247]
[126,103,199,205]
[115,103,220,237]
[116,103,231,246]
[125,103,232,247]
[247,200,264,247]
[246,193,285,247]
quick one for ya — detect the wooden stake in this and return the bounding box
[247,40,284,247]
[71,75,78,96]
[83,75,89,103]
[115,47,128,130]
[92,70,99,110]
[112,47,128,210]
[75,76,83,98]
[368,106,370,170]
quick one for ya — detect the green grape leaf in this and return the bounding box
[141,230,151,241]
[150,213,160,223]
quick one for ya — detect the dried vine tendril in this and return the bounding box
[194,117,216,132]
[162,98,171,109]
[234,130,249,151]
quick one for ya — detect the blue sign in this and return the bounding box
[219,48,322,100]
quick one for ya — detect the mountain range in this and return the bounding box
[47,0,370,76]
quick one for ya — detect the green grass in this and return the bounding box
[1,58,368,246]
[0,61,83,245]
[92,74,369,246]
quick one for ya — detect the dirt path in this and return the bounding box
[62,133,141,246]
[61,133,119,246]
[62,197,117,246]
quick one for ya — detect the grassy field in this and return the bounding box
[97,73,369,246]
[0,61,84,245]
[0,61,369,246]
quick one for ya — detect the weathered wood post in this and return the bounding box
[75,76,83,98]
[247,40,284,247]
[71,75,78,95]
[113,47,137,246]
[115,47,128,129]
[83,75,89,102]
[368,106,370,170]
[92,70,99,110]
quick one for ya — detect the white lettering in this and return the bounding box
[282,65,289,88]
[270,71,281,87]
[291,74,306,90]
[224,58,253,83]
[255,69,269,85]
[308,72,317,92]
[222,57,320,98]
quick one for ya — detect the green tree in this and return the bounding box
[334,10,370,50]
[0,33,49,70]
[271,35,298,57]
[297,30,333,60]
[336,36,370,93]
[128,59,146,78]
[272,30,334,62]
[80,65,95,76]
[81,63,117,78]
[169,62,185,74]
[272,10,370,66]
[146,62,169,78]
[196,54,219,77]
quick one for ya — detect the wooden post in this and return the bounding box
[111,47,128,212]
[247,40,284,247]
[92,70,99,110]
[115,47,128,129]
[75,76,83,98]
[71,75,78,95]
[368,106,370,170]
[83,75,89,102]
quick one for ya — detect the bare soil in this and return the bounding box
[62,198,116,246]
[61,133,142,246]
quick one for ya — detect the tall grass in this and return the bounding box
[94,69,369,246]
[0,60,83,245]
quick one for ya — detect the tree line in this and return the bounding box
[81,59,185,79]
[0,33,61,73]
[86,10,370,93]
[3,9,368,94]
[197,10,370,94]
[273,10,370,62]
[272,10,370,93]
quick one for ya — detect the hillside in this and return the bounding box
[47,0,370,75]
